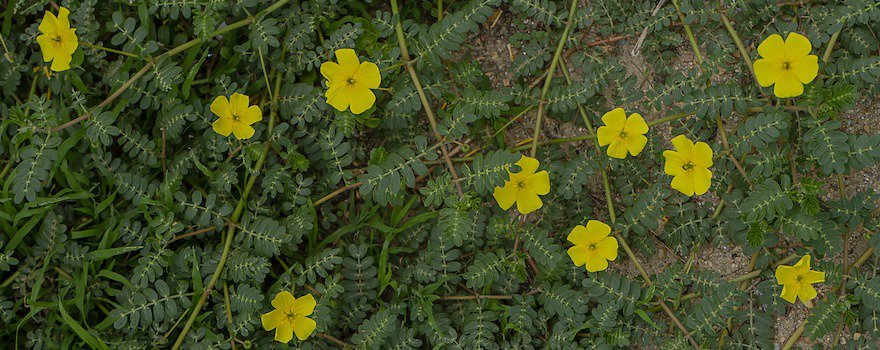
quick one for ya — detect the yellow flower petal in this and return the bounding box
[663,150,684,176]
[61,28,79,54]
[596,125,616,147]
[50,52,72,72]
[794,255,811,269]
[797,285,818,303]
[230,93,250,115]
[671,172,696,196]
[232,124,255,140]
[775,265,795,284]
[693,141,714,168]
[271,291,296,311]
[773,71,804,98]
[626,135,648,157]
[516,155,540,174]
[601,108,627,130]
[670,135,694,157]
[757,34,785,60]
[779,284,798,303]
[38,11,59,35]
[791,55,819,84]
[784,32,813,58]
[292,294,316,316]
[56,7,72,31]
[567,225,590,246]
[261,309,285,331]
[326,85,351,112]
[802,270,825,284]
[349,86,376,114]
[493,184,518,210]
[36,35,56,62]
[753,58,782,87]
[292,316,317,341]
[527,171,550,195]
[624,113,648,135]
[585,253,609,272]
[335,48,360,70]
[212,118,234,137]
[274,322,294,343]
[596,236,619,261]
[585,220,611,241]
[606,140,628,159]
[242,105,263,125]
[691,167,712,195]
[516,192,543,214]
[356,62,382,89]
[567,245,588,267]
[320,61,345,82]
[210,96,231,119]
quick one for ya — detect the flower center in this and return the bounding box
[515,179,527,189]
[618,130,628,139]
[52,35,63,43]
[781,61,791,71]
[346,77,356,86]
[232,114,241,122]
[795,274,803,282]
[682,161,695,171]
[588,243,597,251]
[285,311,299,322]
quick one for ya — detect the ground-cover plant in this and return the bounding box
[1,0,880,349]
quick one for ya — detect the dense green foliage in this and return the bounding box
[1,0,880,349]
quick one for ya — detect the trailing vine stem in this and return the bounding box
[529,0,579,158]
[556,58,699,349]
[170,71,283,350]
[390,0,463,195]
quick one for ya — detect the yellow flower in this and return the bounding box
[566,220,618,272]
[261,291,317,343]
[210,92,262,140]
[493,155,550,215]
[596,108,649,159]
[320,48,381,114]
[663,135,713,196]
[775,254,825,304]
[753,33,819,98]
[36,7,79,72]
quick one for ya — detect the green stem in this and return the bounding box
[720,12,759,88]
[390,0,463,194]
[529,0,579,158]
[79,42,140,59]
[170,71,283,350]
[672,0,703,67]
[822,29,841,63]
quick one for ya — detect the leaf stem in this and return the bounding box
[529,0,579,158]
[79,42,140,59]
[822,29,842,63]
[390,0,463,195]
